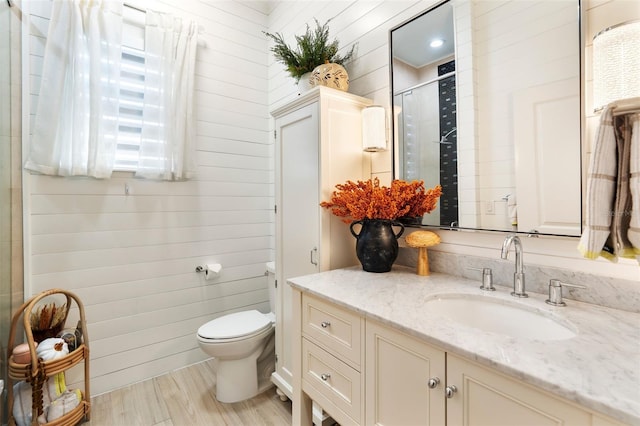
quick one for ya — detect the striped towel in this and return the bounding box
[578,107,617,260]
[628,114,640,261]
[579,106,640,261]
[611,113,634,258]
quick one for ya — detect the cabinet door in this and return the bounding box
[365,320,446,426]
[274,102,321,396]
[447,353,592,425]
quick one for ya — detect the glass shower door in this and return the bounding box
[1,2,19,422]
[397,81,442,225]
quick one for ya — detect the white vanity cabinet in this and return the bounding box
[270,87,372,401]
[446,354,623,426]
[291,289,627,426]
[365,320,446,425]
[301,294,365,425]
[365,320,446,426]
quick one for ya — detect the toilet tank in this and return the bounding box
[266,261,276,313]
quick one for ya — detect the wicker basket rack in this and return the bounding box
[6,289,90,426]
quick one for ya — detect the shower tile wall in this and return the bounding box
[438,60,457,227]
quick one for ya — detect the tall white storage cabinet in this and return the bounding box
[271,87,372,401]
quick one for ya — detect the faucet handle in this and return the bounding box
[545,279,586,306]
[467,267,495,291]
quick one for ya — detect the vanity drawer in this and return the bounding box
[302,294,363,368]
[302,338,362,425]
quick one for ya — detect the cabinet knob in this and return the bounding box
[320,373,331,381]
[428,377,440,389]
[445,385,457,398]
[320,321,331,328]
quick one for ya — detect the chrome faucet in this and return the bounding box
[500,235,528,298]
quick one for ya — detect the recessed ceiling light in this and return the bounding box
[430,39,444,48]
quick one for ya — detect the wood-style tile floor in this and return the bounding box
[85,359,292,425]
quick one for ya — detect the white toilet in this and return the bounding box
[196,261,276,403]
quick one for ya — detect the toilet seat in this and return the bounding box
[197,310,273,342]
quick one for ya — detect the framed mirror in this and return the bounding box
[391,0,582,236]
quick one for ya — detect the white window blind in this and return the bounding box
[116,5,149,171]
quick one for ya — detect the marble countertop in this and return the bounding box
[288,265,640,425]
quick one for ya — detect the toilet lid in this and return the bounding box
[197,310,272,340]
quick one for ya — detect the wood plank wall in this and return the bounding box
[24,0,273,395]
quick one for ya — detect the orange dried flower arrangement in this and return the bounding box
[320,178,442,223]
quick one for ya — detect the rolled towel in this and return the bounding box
[13,380,53,426]
[43,373,68,402]
[41,389,83,423]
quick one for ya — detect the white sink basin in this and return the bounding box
[425,295,577,341]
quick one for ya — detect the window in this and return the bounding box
[26,2,197,180]
[115,5,148,171]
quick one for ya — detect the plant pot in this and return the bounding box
[31,323,65,343]
[350,219,405,273]
[309,63,349,92]
[297,72,313,94]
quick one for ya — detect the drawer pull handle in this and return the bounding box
[320,373,331,381]
[445,385,457,398]
[428,377,440,389]
[320,321,331,328]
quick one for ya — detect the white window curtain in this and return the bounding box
[26,2,199,181]
[136,10,198,181]
[25,0,124,178]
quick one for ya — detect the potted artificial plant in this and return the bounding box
[264,19,356,92]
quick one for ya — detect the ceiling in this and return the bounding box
[392,2,454,69]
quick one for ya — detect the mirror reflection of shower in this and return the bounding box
[437,127,456,144]
[395,60,458,227]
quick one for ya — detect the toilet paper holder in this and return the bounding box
[196,263,222,279]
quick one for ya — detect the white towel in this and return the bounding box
[39,389,82,424]
[578,107,617,260]
[13,381,54,426]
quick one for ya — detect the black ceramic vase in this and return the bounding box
[349,219,405,273]
[398,215,423,226]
